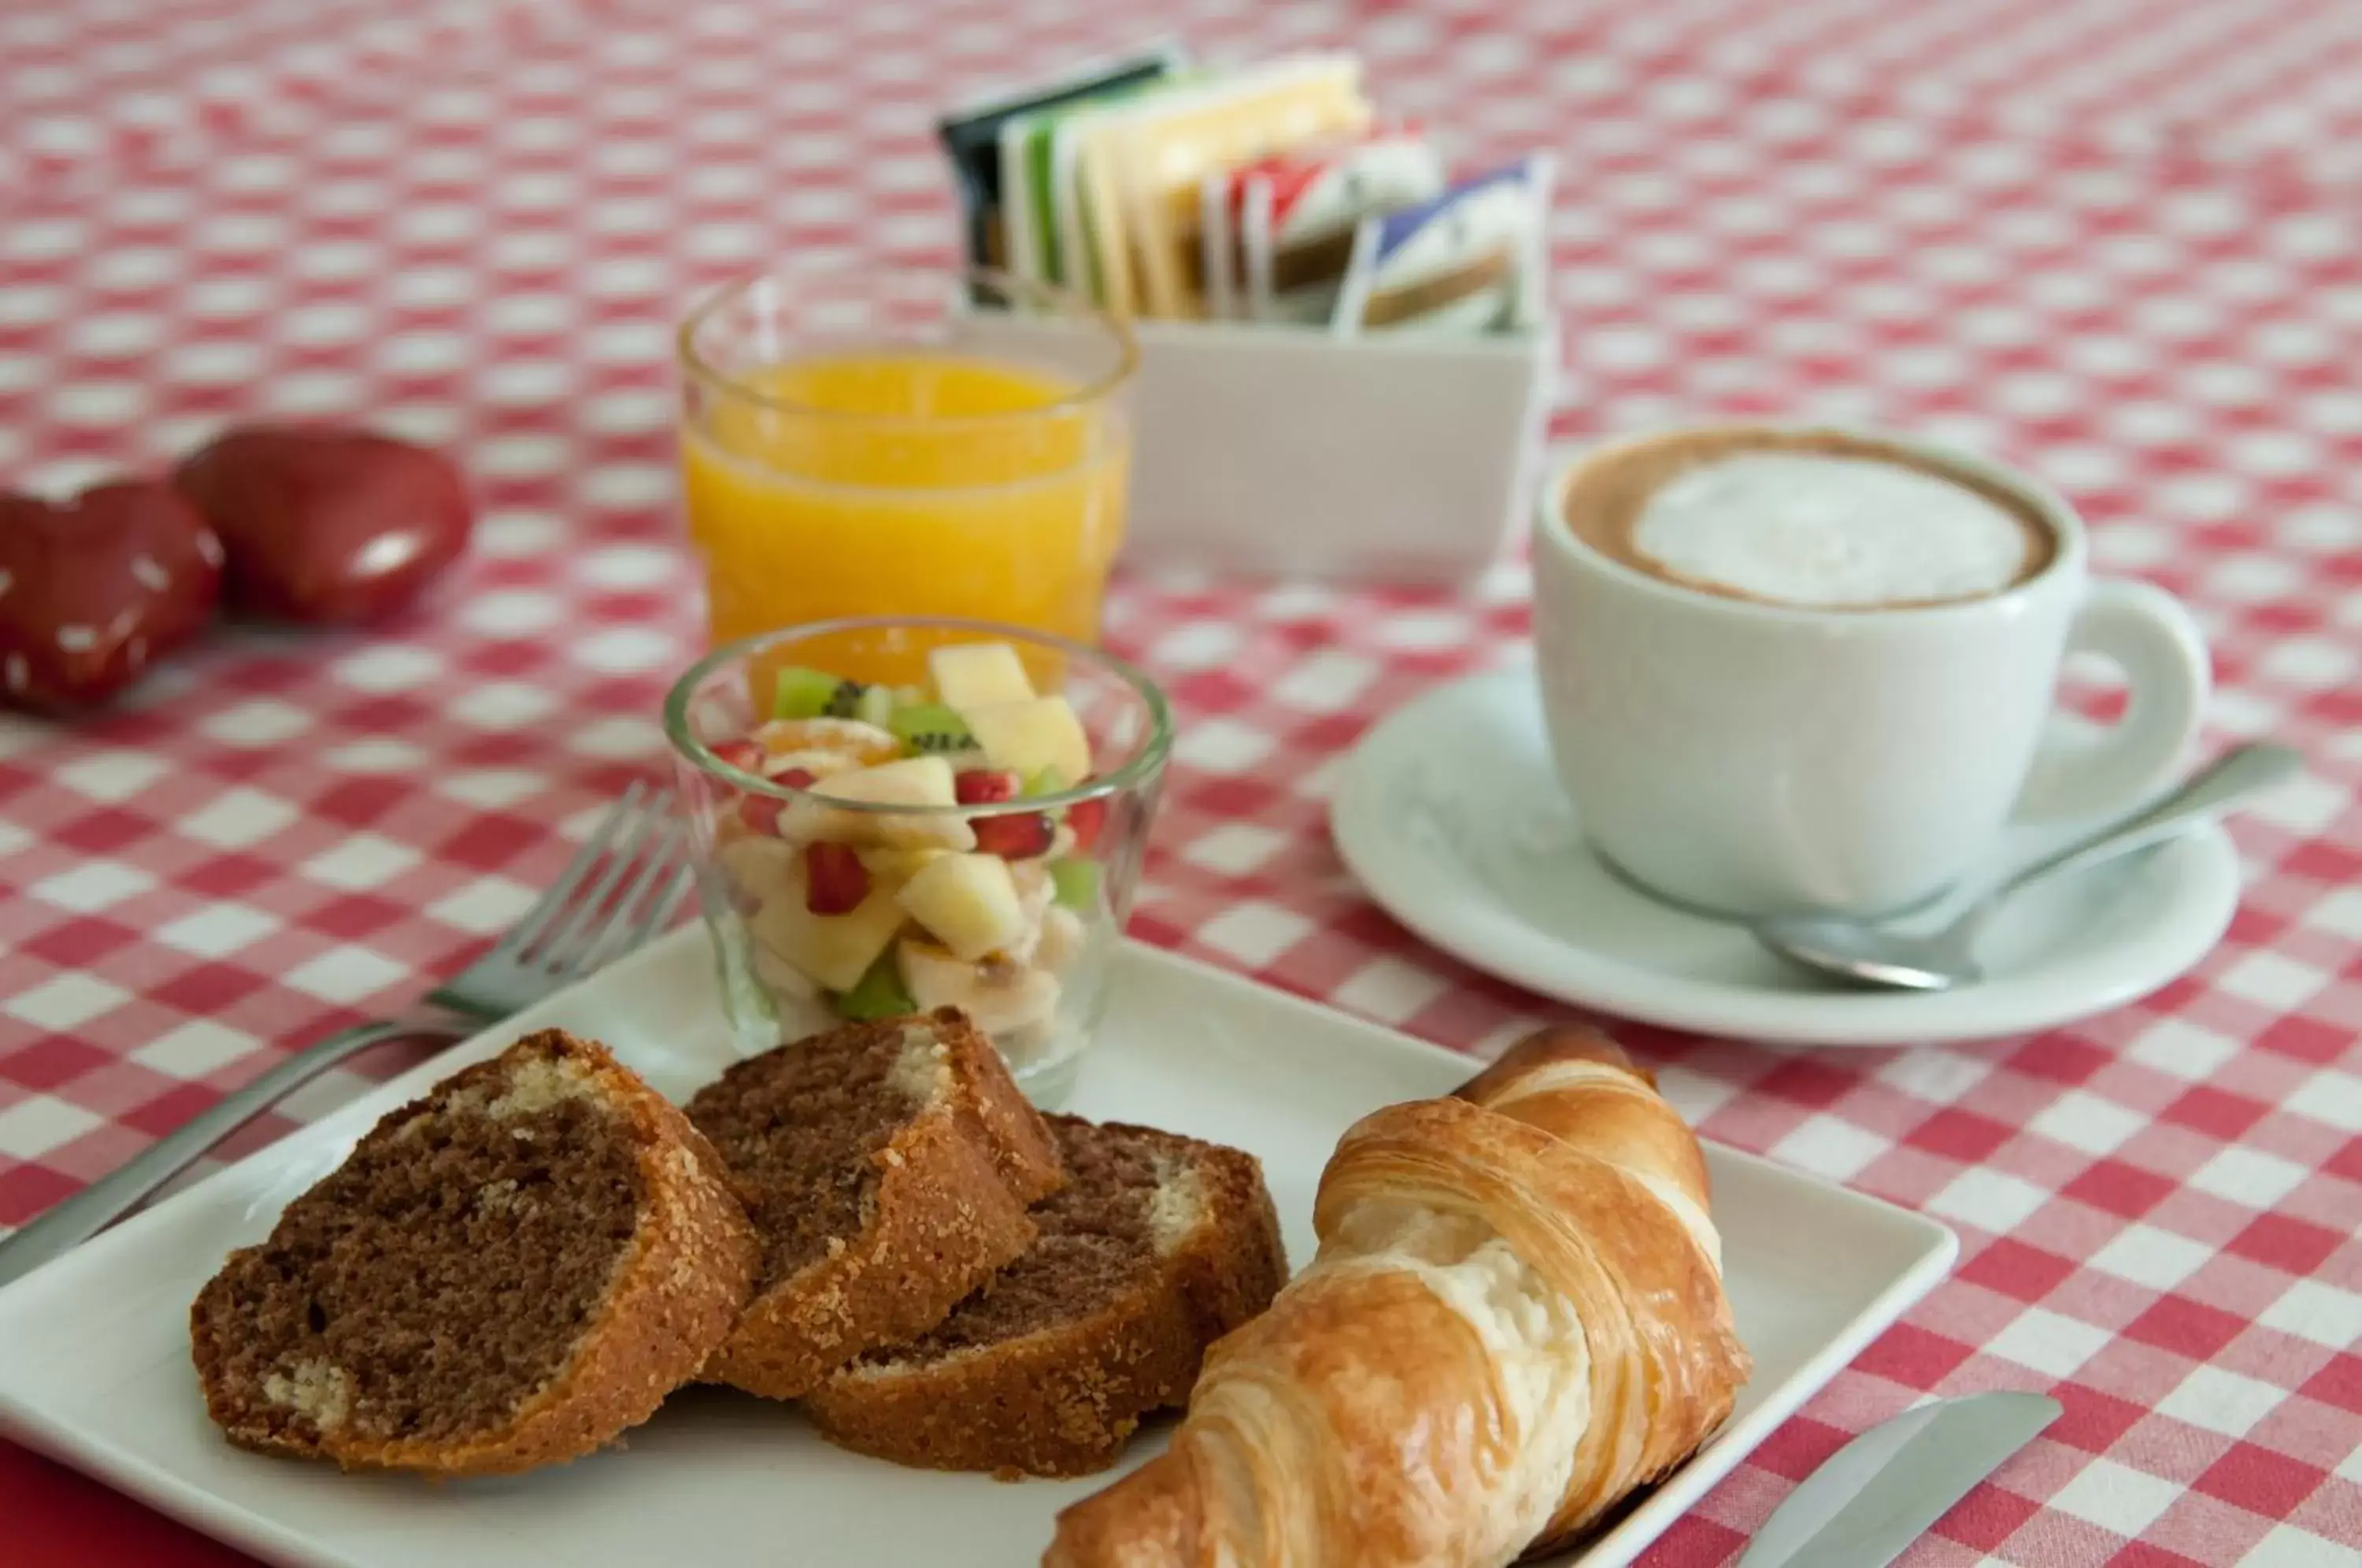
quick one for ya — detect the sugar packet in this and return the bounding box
[1054,68,1238,315]
[1200,171,1241,319]
[937,46,1185,273]
[1001,72,1191,290]
[1232,127,1442,324]
[1331,153,1554,337]
[1098,54,1371,320]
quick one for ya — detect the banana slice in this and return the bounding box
[896,939,1061,1036]
[779,756,977,852]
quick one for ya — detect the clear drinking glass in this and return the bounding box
[663,616,1172,1108]
[676,266,1137,674]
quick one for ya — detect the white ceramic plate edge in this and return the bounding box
[1331,671,2242,1045]
[1579,1215,1957,1555]
[0,1404,353,1568]
[0,930,1957,1568]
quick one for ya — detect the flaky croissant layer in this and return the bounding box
[1046,1027,1749,1568]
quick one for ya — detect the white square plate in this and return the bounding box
[0,930,1955,1568]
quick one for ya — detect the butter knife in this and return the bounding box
[1738,1392,2062,1568]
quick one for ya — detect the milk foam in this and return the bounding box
[1632,453,2038,608]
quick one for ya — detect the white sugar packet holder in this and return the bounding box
[950,307,1557,584]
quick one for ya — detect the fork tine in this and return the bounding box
[621,865,696,958]
[576,825,690,974]
[570,817,679,972]
[534,790,676,969]
[500,780,650,956]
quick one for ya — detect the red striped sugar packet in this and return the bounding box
[1210,125,1443,324]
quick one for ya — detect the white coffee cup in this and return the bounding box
[1531,425,2210,917]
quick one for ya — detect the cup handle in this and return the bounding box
[2015,578,2212,822]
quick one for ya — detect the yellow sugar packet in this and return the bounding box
[1103,54,1371,320]
[1055,76,1203,315]
[1071,116,1145,316]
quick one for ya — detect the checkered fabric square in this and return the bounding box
[2,1,2358,1562]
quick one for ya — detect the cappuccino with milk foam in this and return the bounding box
[1534,425,2210,918]
[1564,430,2057,610]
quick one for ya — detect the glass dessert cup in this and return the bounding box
[664,616,1172,1108]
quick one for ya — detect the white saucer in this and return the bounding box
[1330,669,2242,1047]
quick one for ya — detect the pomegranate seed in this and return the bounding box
[739,793,786,834]
[954,768,1020,805]
[1065,792,1109,851]
[738,768,810,835]
[710,738,763,772]
[804,841,871,915]
[972,810,1056,860]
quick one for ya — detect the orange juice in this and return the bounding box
[680,352,1130,686]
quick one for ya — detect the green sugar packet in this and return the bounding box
[937,44,1187,275]
[1000,70,1201,289]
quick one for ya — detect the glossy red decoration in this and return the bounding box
[0,482,224,712]
[172,426,472,625]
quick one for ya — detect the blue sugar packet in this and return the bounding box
[1331,152,1554,337]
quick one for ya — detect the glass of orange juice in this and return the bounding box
[676,266,1136,686]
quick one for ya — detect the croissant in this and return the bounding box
[1045,1026,1749,1568]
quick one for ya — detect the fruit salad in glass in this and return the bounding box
[665,619,1171,1106]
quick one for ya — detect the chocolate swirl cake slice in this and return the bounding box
[805,1115,1287,1478]
[688,1008,1065,1400]
[190,1030,757,1476]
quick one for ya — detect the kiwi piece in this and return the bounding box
[888,701,976,756]
[773,665,868,721]
[833,950,916,1021]
[1023,764,1072,797]
[855,683,896,728]
[1047,858,1100,911]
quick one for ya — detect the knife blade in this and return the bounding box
[1738,1392,2062,1568]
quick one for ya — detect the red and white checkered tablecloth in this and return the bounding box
[3,0,2360,1562]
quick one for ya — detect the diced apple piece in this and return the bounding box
[1035,904,1088,973]
[1009,856,1052,914]
[719,834,802,908]
[961,696,1090,783]
[999,860,1056,964]
[897,939,1061,1035]
[820,754,957,804]
[897,851,1029,961]
[779,754,976,851]
[748,939,820,1003]
[857,844,950,880]
[929,642,1034,709]
[748,860,910,993]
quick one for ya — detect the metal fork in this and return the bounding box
[0,783,693,1289]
